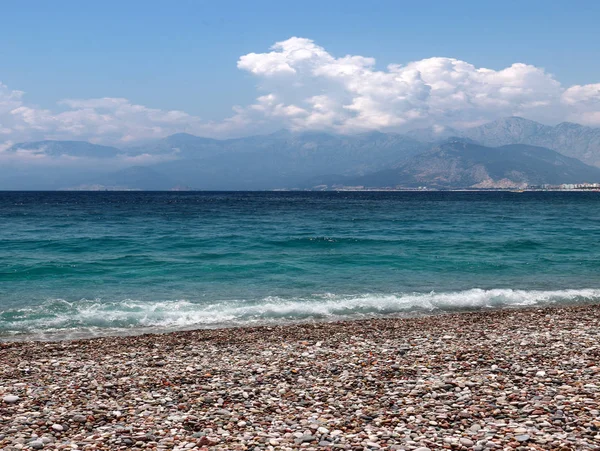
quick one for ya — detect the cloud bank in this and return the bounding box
[1,37,600,147]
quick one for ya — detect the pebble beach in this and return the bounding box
[1,305,599,451]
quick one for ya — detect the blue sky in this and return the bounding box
[1,0,599,144]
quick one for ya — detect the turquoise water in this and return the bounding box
[1,191,600,340]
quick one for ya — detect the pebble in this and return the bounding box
[0,305,599,451]
[2,395,20,404]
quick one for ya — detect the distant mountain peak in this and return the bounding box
[167,132,200,139]
[268,128,292,137]
[458,117,600,166]
[555,121,585,129]
[493,116,535,123]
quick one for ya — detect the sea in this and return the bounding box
[1,191,600,341]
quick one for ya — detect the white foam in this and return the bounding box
[2,288,599,341]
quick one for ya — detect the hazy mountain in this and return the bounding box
[3,131,427,190]
[0,166,105,191]
[5,140,122,158]
[405,125,461,142]
[133,131,428,190]
[463,117,550,146]
[331,141,600,189]
[127,133,225,159]
[3,117,600,190]
[413,117,600,167]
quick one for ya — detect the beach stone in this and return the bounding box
[2,395,20,404]
[29,441,44,450]
[297,434,315,443]
[460,437,474,446]
[1,305,599,451]
[51,424,63,432]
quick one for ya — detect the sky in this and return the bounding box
[1,0,600,147]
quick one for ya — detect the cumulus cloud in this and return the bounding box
[561,84,600,126]
[1,36,600,150]
[234,37,586,132]
[1,92,207,145]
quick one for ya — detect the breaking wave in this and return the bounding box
[2,288,599,341]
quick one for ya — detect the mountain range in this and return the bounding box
[2,117,600,190]
[333,141,600,189]
[407,117,600,167]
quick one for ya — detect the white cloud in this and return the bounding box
[1,36,600,151]
[234,38,572,132]
[561,83,600,126]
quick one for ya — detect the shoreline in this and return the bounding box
[3,296,600,344]
[1,304,599,450]
[0,306,519,344]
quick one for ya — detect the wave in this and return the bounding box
[2,288,599,341]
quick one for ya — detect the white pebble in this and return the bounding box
[2,395,20,404]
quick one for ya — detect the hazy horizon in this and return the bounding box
[5,115,600,148]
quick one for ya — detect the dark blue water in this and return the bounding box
[1,191,600,340]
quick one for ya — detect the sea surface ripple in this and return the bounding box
[1,191,600,340]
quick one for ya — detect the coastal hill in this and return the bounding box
[327,141,600,189]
